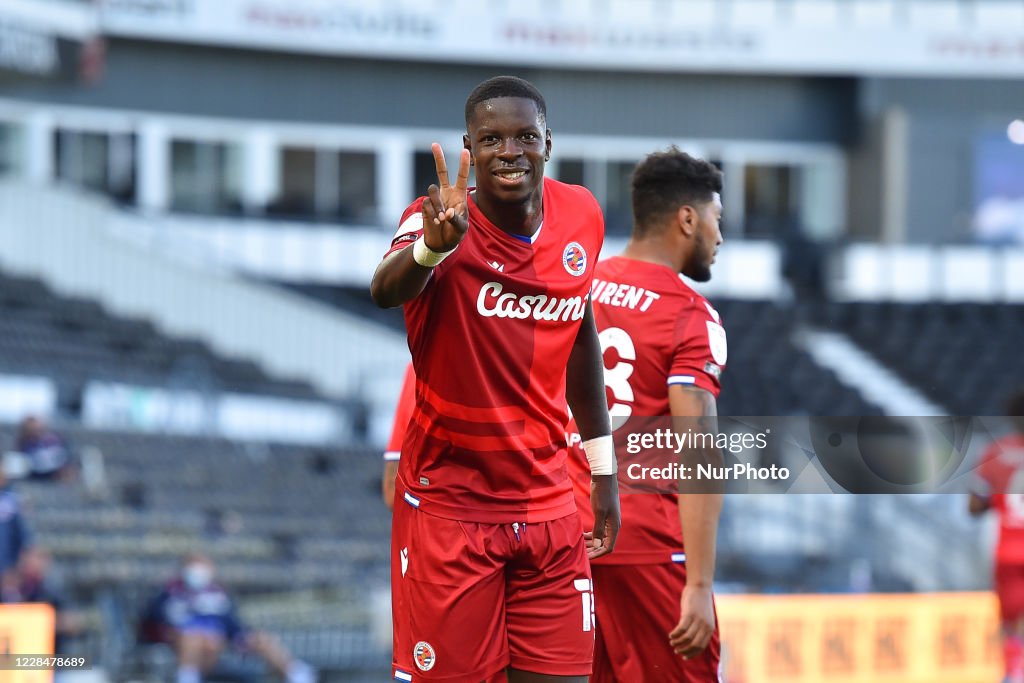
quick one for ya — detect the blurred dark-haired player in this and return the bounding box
[970,391,1024,683]
[569,147,726,681]
[371,75,620,683]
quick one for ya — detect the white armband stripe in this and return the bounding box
[393,213,423,239]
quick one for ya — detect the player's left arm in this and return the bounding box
[668,384,723,659]
[566,299,620,559]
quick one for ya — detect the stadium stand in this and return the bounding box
[0,269,321,412]
[694,299,885,417]
[1,423,390,681]
[813,301,1024,415]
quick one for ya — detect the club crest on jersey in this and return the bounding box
[562,242,587,277]
[413,641,436,671]
[706,321,728,365]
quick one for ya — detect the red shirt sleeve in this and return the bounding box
[383,199,427,259]
[667,301,726,398]
[384,363,416,461]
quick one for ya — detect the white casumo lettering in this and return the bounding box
[476,282,586,322]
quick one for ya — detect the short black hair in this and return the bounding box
[631,147,723,238]
[465,76,547,129]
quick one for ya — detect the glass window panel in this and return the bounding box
[556,158,584,186]
[55,129,108,192]
[744,164,798,237]
[170,139,240,214]
[0,124,21,176]
[275,146,317,217]
[412,151,437,200]
[337,151,377,222]
[604,160,638,236]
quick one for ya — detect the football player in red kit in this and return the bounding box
[569,148,726,682]
[970,392,1024,683]
[371,76,620,683]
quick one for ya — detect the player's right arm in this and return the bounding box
[370,144,471,308]
[668,384,723,660]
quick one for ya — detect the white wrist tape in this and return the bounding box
[583,435,616,476]
[412,235,457,267]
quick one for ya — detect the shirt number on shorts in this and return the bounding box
[574,578,595,632]
[598,327,636,425]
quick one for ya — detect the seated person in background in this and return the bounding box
[140,553,315,683]
[15,416,76,482]
[1,546,86,653]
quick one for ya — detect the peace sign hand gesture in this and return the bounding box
[422,143,471,253]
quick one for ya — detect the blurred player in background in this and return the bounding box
[370,75,620,682]
[971,391,1024,683]
[569,148,726,681]
[382,363,415,511]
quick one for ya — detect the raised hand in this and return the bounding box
[422,143,471,252]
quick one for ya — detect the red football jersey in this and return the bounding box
[977,434,1024,564]
[569,256,727,564]
[383,179,604,523]
[384,363,415,462]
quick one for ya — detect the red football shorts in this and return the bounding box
[391,485,594,682]
[996,562,1024,623]
[591,562,721,683]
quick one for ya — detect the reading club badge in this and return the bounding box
[414,641,436,671]
[563,242,587,277]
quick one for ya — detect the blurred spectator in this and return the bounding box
[1,547,86,653]
[0,466,32,577]
[140,553,315,683]
[15,416,76,482]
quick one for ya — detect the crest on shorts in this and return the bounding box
[413,641,436,671]
[563,242,587,277]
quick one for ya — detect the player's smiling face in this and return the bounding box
[464,97,551,203]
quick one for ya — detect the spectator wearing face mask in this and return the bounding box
[140,553,315,683]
